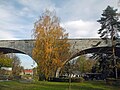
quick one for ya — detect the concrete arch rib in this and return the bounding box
[0,47,37,69]
[69,46,120,60]
[0,47,26,54]
[56,46,120,77]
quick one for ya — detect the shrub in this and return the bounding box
[49,77,84,82]
[49,77,69,82]
[71,77,84,82]
[106,78,120,86]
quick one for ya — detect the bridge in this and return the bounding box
[1,38,120,77]
[0,38,109,58]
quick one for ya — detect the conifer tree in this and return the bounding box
[98,6,120,78]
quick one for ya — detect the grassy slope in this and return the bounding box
[0,80,119,90]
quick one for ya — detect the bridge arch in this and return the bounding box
[56,46,120,77]
[0,47,37,69]
[69,46,120,61]
[0,47,26,54]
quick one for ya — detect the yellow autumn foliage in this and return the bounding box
[32,10,71,80]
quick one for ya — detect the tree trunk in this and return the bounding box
[55,59,70,78]
[112,42,118,79]
[55,67,61,77]
[111,27,118,79]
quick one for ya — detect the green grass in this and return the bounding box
[0,80,119,90]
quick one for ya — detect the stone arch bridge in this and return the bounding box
[2,38,120,78]
[0,38,110,58]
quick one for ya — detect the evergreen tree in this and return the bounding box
[98,6,120,40]
[97,6,120,78]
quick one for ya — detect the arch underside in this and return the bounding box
[0,47,26,54]
[70,46,120,60]
[1,46,120,63]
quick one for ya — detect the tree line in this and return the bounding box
[0,53,23,76]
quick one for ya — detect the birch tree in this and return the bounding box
[32,10,70,80]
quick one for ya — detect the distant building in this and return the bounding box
[1,67,12,71]
[24,69,33,75]
[0,67,12,75]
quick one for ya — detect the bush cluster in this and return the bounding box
[49,77,84,82]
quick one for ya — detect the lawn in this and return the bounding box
[0,80,119,90]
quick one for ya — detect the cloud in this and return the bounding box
[17,0,56,13]
[56,0,117,21]
[0,0,58,40]
[62,20,100,38]
[0,1,35,40]
[0,0,118,40]
[0,30,17,40]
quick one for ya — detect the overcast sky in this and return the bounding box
[0,0,118,68]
